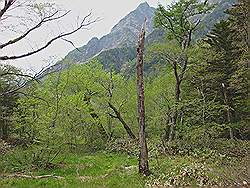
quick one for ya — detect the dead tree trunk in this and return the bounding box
[136,19,149,176]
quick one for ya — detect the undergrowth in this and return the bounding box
[0,139,249,187]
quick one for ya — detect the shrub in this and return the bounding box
[106,138,139,156]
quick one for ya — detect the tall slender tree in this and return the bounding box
[137,19,149,176]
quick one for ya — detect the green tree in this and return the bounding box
[14,60,139,153]
[0,65,21,140]
[153,0,213,141]
[184,0,249,139]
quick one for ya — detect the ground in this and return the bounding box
[0,152,249,188]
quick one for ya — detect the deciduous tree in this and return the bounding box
[154,0,213,141]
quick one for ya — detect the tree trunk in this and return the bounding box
[168,52,188,142]
[90,112,108,140]
[222,83,234,139]
[136,19,149,176]
[229,127,234,140]
[108,102,136,139]
[168,117,175,142]
[168,76,181,142]
[227,109,234,139]
[1,112,8,140]
[175,80,181,102]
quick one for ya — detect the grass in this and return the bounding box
[0,151,249,187]
[0,153,144,188]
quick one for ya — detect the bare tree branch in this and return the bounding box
[0,63,52,96]
[0,72,40,82]
[61,38,82,53]
[0,13,98,61]
[0,0,16,20]
[0,10,70,49]
[108,102,136,139]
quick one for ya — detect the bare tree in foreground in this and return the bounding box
[136,18,149,176]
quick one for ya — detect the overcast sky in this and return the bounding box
[2,0,170,73]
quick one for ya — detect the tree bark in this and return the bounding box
[136,19,150,176]
[168,53,188,142]
[168,63,181,142]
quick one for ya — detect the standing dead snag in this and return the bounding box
[136,18,149,176]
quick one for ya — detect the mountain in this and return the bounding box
[65,2,155,64]
[196,0,236,38]
[40,0,235,77]
[39,2,157,76]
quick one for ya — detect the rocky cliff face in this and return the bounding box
[111,2,155,36]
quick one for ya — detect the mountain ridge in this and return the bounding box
[65,2,155,64]
[39,2,157,76]
[40,0,235,77]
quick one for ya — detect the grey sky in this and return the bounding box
[2,0,169,73]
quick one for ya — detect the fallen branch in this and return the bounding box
[2,173,64,179]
